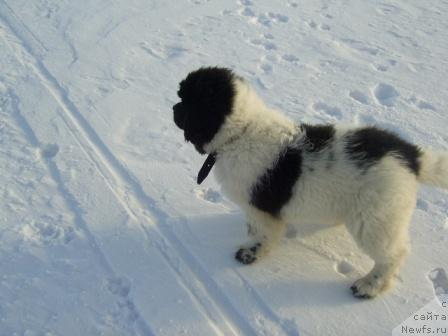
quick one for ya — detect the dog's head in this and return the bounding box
[173,67,236,154]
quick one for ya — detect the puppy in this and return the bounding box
[173,67,448,298]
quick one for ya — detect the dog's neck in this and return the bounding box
[204,80,297,155]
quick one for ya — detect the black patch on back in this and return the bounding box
[250,146,302,217]
[345,127,421,175]
[174,67,236,153]
[301,124,335,152]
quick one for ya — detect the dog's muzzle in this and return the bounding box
[173,103,186,130]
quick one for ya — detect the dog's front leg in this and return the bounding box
[235,209,286,265]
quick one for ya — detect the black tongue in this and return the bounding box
[197,153,217,184]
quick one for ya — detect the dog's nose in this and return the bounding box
[173,102,181,112]
[173,103,185,129]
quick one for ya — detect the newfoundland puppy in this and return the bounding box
[173,67,448,298]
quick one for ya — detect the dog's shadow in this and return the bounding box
[168,212,368,308]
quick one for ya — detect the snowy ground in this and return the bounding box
[1,0,448,335]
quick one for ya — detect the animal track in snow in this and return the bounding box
[308,20,331,31]
[372,59,397,72]
[250,38,277,51]
[266,12,289,23]
[372,83,399,107]
[21,217,76,246]
[239,6,256,18]
[238,0,253,6]
[195,188,223,203]
[189,0,210,4]
[38,143,59,159]
[307,21,318,29]
[376,3,402,15]
[408,96,436,111]
[36,1,60,20]
[374,64,388,72]
[139,42,189,59]
[428,268,448,296]
[416,101,436,111]
[340,38,380,56]
[312,102,343,120]
[259,62,273,74]
[335,260,355,276]
[107,276,132,297]
[106,277,141,323]
[256,54,279,77]
[319,23,331,31]
[282,54,299,63]
[237,1,288,27]
[349,90,369,105]
[250,12,289,26]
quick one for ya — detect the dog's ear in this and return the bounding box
[204,85,215,96]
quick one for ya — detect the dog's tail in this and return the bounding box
[418,149,448,189]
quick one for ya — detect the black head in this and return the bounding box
[173,67,236,154]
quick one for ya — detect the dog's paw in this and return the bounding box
[235,243,262,265]
[350,274,390,299]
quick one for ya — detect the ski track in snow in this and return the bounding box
[1,83,149,334]
[0,2,295,335]
[3,90,154,336]
[0,5,154,335]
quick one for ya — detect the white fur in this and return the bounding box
[203,78,448,298]
[418,150,448,189]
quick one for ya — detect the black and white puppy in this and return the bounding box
[173,67,448,298]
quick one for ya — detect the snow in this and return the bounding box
[0,0,447,335]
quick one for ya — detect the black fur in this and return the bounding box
[345,127,422,175]
[301,124,335,152]
[235,243,261,264]
[173,67,235,154]
[250,146,302,217]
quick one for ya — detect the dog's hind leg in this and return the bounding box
[345,166,418,298]
[347,197,415,298]
[235,208,286,265]
[350,247,409,299]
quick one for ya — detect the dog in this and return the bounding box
[173,66,448,298]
